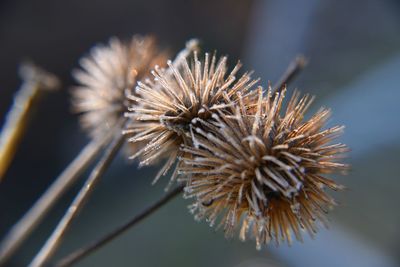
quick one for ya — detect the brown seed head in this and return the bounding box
[71,35,169,138]
[180,88,348,249]
[124,50,260,187]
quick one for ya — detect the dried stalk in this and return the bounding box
[29,119,126,267]
[55,185,184,267]
[0,132,111,266]
[272,55,307,93]
[0,63,59,180]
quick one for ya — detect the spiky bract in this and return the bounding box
[180,89,347,248]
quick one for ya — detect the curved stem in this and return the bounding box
[0,133,110,266]
[29,119,126,267]
[55,185,184,267]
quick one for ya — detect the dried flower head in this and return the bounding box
[124,49,259,187]
[180,88,348,249]
[72,35,169,138]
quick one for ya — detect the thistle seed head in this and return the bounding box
[71,35,169,138]
[180,88,348,249]
[124,49,260,187]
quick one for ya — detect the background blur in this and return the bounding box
[1,0,400,266]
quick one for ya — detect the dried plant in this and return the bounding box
[53,56,316,267]
[26,39,199,267]
[72,35,169,138]
[0,35,169,265]
[0,63,59,181]
[0,28,349,266]
[180,88,348,249]
[124,52,259,187]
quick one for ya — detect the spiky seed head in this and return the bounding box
[124,51,260,187]
[180,88,348,249]
[71,35,169,138]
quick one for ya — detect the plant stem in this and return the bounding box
[29,119,126,267]
[55,185,184,267]
[0,63,59,181]
[0,133,111,266]
[272,55,307,93]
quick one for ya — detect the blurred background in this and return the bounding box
[1,0,400,266]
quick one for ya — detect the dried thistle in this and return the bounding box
[124,51,259,187]
[180,88,348,249]
[72,35,169,138]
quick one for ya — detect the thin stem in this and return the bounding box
[272,55,307,93]
[0,63,59,180]
[55,185,184,267]
[0,133,111,266]
[29,119,127,267]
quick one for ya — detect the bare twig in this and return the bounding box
[272,55,307,93]
[55,185,184,267]
[0,132,111,266]
[29,119,127,267]
[0,62,60,181]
